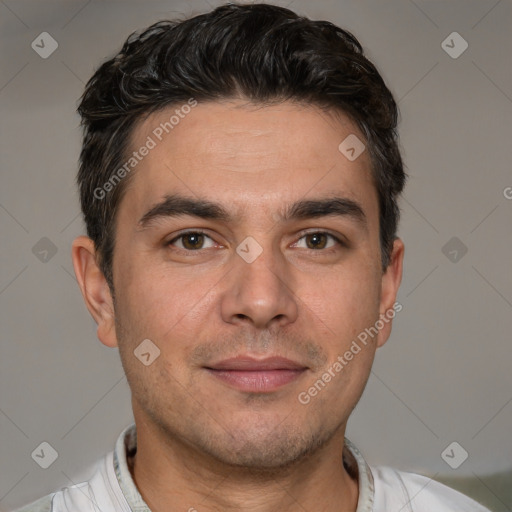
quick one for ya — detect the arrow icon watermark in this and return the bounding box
[134,339,161,366]
[236,236,263,263]
[338,134,365,161]
[31,32,59,59]
[441,441,468,469]
[441,31,468,59]
[31,442,58,469]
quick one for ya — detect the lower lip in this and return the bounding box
[206,369,305,392]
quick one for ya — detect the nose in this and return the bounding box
[220,244,299,330]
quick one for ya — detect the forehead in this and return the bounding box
[121,100,378,227]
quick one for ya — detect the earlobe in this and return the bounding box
[376,237,404,348]
[71,236,118,348]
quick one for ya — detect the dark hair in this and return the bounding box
[77,2,406,290]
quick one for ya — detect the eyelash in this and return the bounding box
[166,230,345,253]
[293,231,345,249]
[167,230,216,253]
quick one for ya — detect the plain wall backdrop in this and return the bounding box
[1,0,511,510]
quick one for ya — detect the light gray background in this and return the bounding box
[1,0,511,510]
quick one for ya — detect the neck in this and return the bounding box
[128,416,359,512]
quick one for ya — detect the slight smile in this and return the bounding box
[205,356,308,393]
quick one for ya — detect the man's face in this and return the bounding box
[98,100,401,468]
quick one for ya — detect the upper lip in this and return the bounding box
[206,356,307,371]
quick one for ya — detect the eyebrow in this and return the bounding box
[286,197,367,229]
[137,194,367,230]
[138,195,231,228]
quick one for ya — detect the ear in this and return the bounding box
[376,237,404,348]
[71,236,118,348]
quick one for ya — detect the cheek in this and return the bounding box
[306,265,381,404]
[300,263,381,340]
[113,255,220,361]
[115,251,174,321]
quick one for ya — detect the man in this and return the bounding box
[15,3,491,511]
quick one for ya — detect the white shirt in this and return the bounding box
[13,423,491,512]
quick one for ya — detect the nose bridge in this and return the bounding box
[240,246,284,296]
[220,238,299,328]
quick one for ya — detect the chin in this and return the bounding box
[198,422,333,472]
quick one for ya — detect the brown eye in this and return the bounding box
[181,233,204,250]
[294,232,341,250]
[305,233,328,249]
[168,232,215,251]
